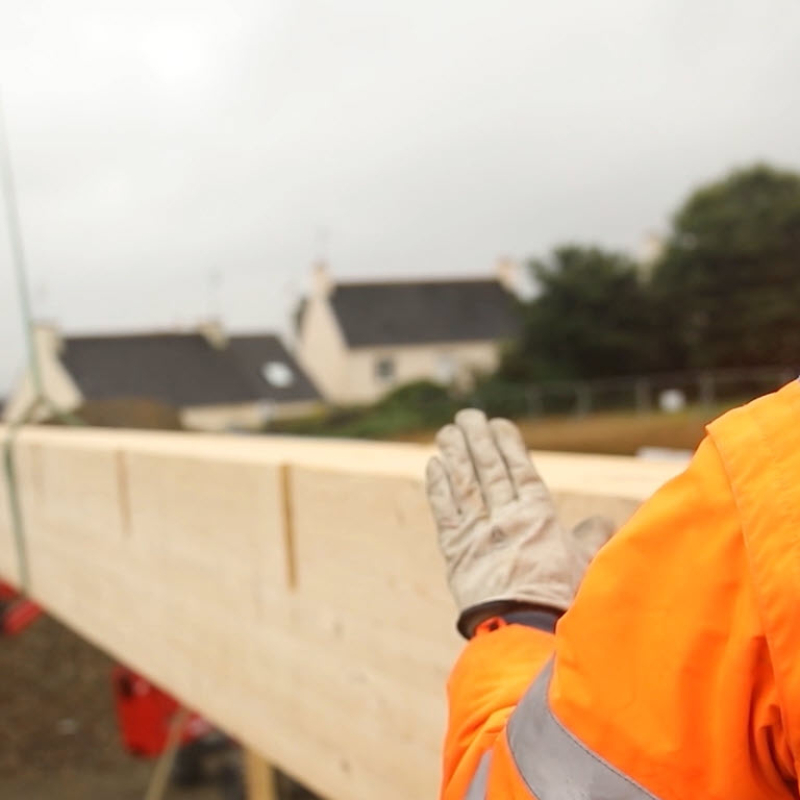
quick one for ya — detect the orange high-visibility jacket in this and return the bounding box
[443,382,800,800]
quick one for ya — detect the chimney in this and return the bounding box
[494,256,519,294]
[312,260,333,298]
[198,319,228,349]
[34,322,63,358]
[637,231,665,271]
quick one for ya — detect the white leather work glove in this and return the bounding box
[426,409,614,637]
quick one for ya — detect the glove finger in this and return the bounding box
[454,409,515,511]
[435,422,485,518]
[489,418,551,505]
[425,456,459,534]
[568,515,615,581]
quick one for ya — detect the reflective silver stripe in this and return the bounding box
[464,750,491,800]
[507,660,660,799]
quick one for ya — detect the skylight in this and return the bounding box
[262,361,295,388]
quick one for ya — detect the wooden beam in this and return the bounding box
[0,425,683,800]
[243,750,277,800]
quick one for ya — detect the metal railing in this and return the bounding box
[469,366,798,418]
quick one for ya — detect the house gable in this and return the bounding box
[294,282,350,403]
[3,326,83,423]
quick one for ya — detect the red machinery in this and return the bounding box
[0,580,242,795]
[112,665,213,757]
[112,665,244,796]
[0,580,42,636]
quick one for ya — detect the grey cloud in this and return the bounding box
[1,0,799,389]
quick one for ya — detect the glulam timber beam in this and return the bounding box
[0,425,684,800]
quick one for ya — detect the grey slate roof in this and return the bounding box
[328,279,519,347]
[60,332,319,408]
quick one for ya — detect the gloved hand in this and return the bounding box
[426,409,614,637]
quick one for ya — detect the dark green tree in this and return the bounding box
[502,245,658,381]
[652,163,800,369]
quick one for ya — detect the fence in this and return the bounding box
[468,366,798,419]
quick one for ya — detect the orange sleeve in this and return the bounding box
[551,435,797,799]
[441,623,553,800]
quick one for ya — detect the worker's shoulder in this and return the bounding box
[708,381,800,748]
[706,380,800,508]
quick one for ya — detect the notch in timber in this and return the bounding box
[278,463,297,590]
[115,450,132,538]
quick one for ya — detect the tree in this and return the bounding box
[502,245,658,381]
[652,163,800,369]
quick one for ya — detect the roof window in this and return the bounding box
[262,361,295,388]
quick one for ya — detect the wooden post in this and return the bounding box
[244,750,278,800]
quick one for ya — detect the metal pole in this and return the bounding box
[524,385,543,416]
[0,83,43,397]
[697,371,715,408]
[576,382,592,417]
[142,707,190,800]
[635,378,651,415]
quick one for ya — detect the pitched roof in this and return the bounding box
[60,332,320,408]
[328,279,520,347]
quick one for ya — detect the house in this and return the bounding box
[3,323,323,431]
[294,261,520,405]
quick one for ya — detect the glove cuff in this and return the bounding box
[457,600,563,639]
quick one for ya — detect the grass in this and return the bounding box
[267,377,741,456]
[394,406,732,456]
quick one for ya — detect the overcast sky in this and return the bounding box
[1,0,799,392]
